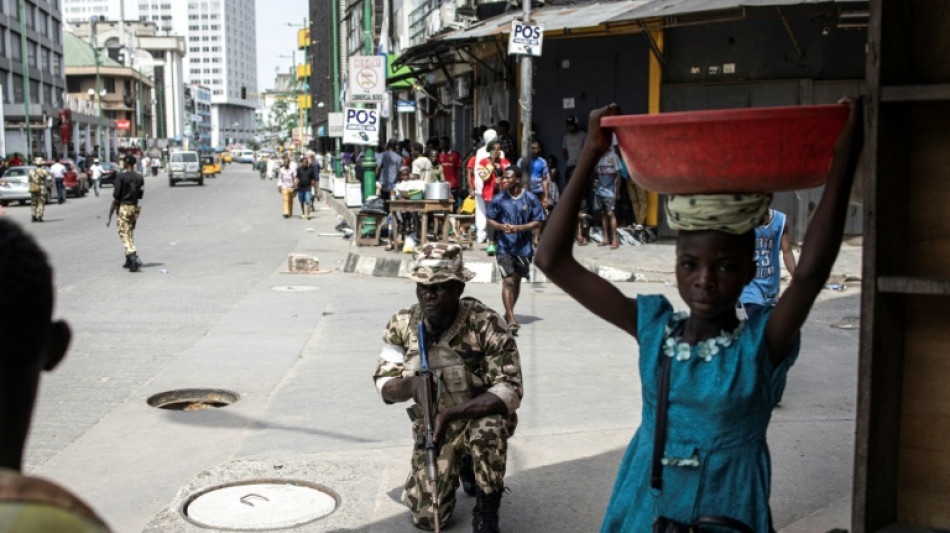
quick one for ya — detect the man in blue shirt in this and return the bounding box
[487,166,545,333]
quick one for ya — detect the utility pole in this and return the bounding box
[92,16,103,161]
[519,0,533,182]
[331,1,342,176]
[361,0,377,200]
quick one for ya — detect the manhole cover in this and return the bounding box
[182,480,338,530]
[830,317,861,330]
[272,285,320,292]
[147,389,239,411]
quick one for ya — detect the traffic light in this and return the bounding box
[241,87,246,99]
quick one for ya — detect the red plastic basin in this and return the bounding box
[603,104,849,194]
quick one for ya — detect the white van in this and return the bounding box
[235,149,254,164]
[168,151,202,186]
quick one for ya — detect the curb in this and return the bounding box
[342,250,675,284]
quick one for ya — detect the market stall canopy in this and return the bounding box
[608,0,866,23]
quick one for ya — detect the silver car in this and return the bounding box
[0,166,51,206]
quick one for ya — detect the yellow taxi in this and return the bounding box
[221,152,233,163]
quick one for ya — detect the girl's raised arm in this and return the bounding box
[535,105,639,338]
[766,97,864,364]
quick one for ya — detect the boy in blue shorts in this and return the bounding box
[487,166,545,333]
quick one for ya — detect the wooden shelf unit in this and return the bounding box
[854,1,950,532]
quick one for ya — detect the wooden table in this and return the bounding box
[389,199,454,250]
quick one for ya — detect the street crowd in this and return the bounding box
[0,98,862,532]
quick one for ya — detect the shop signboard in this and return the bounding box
[348,55,385,102]
[508,20,544,56]
[328,112,344,137]
[342,107,379,145]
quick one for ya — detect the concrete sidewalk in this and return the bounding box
[329,194,864,285]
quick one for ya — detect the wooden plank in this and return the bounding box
[882,83,950,102]
[878,276,950,295]
[905,102,950,277]
[896,297,950,527]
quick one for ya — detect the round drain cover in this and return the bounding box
[272,285,320,292]
[183,480,338,530]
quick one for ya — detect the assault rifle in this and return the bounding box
[106,200,117,227]
[417,322,441,533]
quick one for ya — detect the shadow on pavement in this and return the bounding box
[325,448,622,532]
[157,407,377,444]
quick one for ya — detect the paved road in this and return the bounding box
[10,163,859,532]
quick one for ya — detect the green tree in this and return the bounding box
[268,98,296,142]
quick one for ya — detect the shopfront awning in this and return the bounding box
[396,0,865,67]
[387,54,418,89]
[608,0,865,23]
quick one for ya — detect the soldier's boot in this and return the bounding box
[129,252,142,272]
[123,254,133,269]
[459,455,476,497]
[472,488,503,533]
[31,215,36,222]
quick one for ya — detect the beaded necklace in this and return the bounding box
[662,311,746,362]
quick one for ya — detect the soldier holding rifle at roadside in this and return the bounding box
[373,243,523,533]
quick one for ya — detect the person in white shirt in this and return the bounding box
[49,160,66,204]
[89,158,104,197]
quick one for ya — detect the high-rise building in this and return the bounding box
[62,0,258,147]
[0,0,68,158]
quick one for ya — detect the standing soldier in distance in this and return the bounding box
[28,157,49,223]
[110,154,145,272]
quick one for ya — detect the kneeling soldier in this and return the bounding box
[373,243,523,532]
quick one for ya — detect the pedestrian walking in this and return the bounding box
[294,156,316,220]
[496,120,516,158]
[49,159,66,204]
[110,155,145,272]
[277,157,296,219]
[0,219,113,533]
[28,158,49,222]
[89,158,103,197]
[739,196,797,317]
[487,166,545,333]
[593,146,622,248]
[377,140,403,210]
[536,100,863,532]
[373,243,523,532]
[473,140,509,256]
[516,140,550,247]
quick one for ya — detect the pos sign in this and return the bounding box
[342,107,379,145]
[508,20,543,57]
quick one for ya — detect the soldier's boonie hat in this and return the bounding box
[33,156,44,165]
[409,243,476,285]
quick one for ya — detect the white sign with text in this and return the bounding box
[348,55,386,102]
[508,21,543,56]
[328,112,344,138]
[342,107,379,145]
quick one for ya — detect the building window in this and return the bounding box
[39,47,48,71]
[66,77,80,92]
[104,78,116,93]
[27,41,36,68]
[10,33,20,61]
[12,75,23,103]
[52,54,61,76]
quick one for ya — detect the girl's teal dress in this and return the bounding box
[601,295,800,532]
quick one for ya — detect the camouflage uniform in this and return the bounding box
[374,297,523,530]
[28,167,48,220]
[117,204,141,255]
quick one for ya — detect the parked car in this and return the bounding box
[0,166,52,206]
[98,162,118,187]
[43,159,89,197]
[168,151,203,186]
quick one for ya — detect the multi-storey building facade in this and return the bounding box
[62,0,258,147]
[0,0,67,158]
[183,82,211,151]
